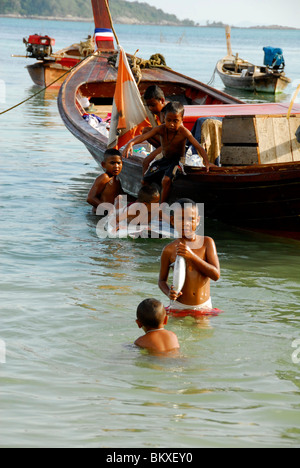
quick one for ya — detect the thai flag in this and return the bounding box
[95,28,114,43]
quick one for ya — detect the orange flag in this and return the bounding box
[108,47,149,149]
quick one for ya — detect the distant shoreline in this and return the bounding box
[0,14,299,30]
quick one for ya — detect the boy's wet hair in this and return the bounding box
[137,184,160,203]
[170,198,199,222]
[103,148,122,161]
[175,198,197,209]
[144,85,165,102]
[137,299,166,328]
[163,101,184,118]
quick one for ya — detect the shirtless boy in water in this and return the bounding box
[159,199,220,311]
[135,299,180,353]
[123,102,210,202]
[87,149,123,213]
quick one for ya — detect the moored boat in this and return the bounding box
[58,0,300,239]
[16,34,95,88]
[216,27,291,94]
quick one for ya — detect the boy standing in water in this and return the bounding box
[123,102,210,203]
[159,199,220,312]
[135,299,180,353]
[87,149,123,213]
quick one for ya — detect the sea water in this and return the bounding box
[0,18,300,448]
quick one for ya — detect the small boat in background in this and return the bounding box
[13,34,95,88]
[216,26,291,94]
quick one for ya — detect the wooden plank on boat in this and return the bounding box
[288,116,300,162]
[221,146,259,165]
[222,116,257,144]
[255,116,300,164]
[221,114,300,165]
[254,116,278,164]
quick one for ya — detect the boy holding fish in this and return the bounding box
[159,199,220,312]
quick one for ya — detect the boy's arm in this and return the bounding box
[86,174,109,209]
[158,246,172,298]
[134,336,145,348]
[176,238,220,281]
[158,246,182,301]
[184,128,211,172]
[123,126,162,158]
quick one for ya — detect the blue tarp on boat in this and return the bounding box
[263,46,285,69]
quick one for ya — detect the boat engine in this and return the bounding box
[23,35,55,60]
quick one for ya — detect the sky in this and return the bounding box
[127,0,300,28]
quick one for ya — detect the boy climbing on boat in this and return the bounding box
[87,149,123,213]
[123,102,211,203]
[159,199,220,312]
[135,298,180,354]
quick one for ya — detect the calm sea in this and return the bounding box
[0,18,300,448]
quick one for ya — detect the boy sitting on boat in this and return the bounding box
[143,85,168,135]
[159,199,220,312]
[135,298,180,354]
[127,85,168,176]
[123,102,210,203]
[87,149,123,213]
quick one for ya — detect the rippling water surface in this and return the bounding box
[0,18,300,448]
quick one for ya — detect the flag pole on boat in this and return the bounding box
[104,0,120,46]
[287,84,300,119]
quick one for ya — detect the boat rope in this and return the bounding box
[287,84,300,119]
[0,51,99,117]
[207,65,217,86]
[107,51,169,84]
[104,0,120,46]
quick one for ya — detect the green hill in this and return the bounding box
[0,0,197,26]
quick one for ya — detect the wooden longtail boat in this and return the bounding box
[216,27,291,94]
[216,56,291,94]
[58,0,300,238]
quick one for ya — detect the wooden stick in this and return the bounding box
[287,84,300,119]
[104,0,120,46]
[225,25,233,57]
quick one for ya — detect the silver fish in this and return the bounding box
[171,255,186,305]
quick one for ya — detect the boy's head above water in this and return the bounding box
[102,149,123,177]
[144,85,166,115]
[137,184,160,205]
[136,298,167,330]
[171,198,201,240]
